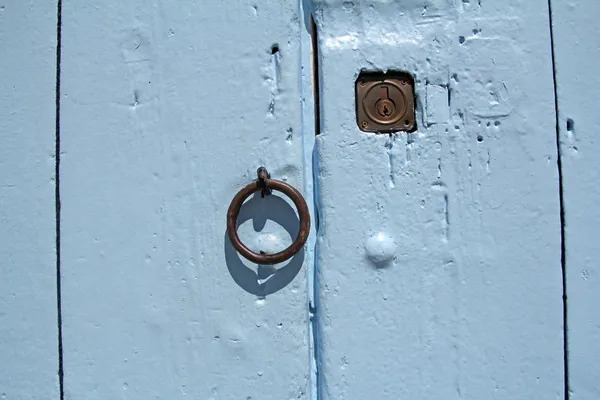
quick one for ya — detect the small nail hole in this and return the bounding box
[458,36,465,44]
[477,135,484,142]
[566,118,574,132]
[271,44,279,54]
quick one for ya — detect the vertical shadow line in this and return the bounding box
[547,1,569,399]
[55,0,64,398]
[310,14,321,137]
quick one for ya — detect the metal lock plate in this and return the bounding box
[355,72,415,133]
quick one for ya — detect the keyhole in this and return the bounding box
[376,99,395,119]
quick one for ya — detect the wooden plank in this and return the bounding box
[60,1,309,398]
[0,1,59,398]
[550,1,600,398]
[313,1,564,398]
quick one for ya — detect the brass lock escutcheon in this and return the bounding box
[356,71,415,133]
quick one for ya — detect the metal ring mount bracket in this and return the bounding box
[226,167,310,264]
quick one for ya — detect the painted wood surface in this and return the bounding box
[313,1,564,398]
[551,1,600,398]
[0,2,59,398]
[60,1,310,398]
[5,1,600,398]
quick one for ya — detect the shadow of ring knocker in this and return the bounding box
[224,167,311,296]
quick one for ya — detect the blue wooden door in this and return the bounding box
[58,1,314,399]
[312,1,564,398]
[0,3,60,398]
[1,0,599,399]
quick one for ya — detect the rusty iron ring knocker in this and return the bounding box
[227,167,310,265]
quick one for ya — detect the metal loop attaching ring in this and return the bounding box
[226,167,310,265]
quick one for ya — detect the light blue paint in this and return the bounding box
[59,1,309,398]
[426,83,450,126]
[0,2,60,399]
[299,0,319,398]
[313,0,564,398]
[3,0,600,398]
[551,1,600,398]
[364,232,397,266]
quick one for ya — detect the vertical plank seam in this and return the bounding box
[547,1,570,399]
[54,0,64,398]
[308,11,323,400]
[300,0,322,397]
[311,15,321,138]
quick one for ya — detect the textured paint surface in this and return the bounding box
[60,1,309,398]
[313,0,564,398]
[551,1,600,398]
[5,1,600,398]
[0,1,60,398]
